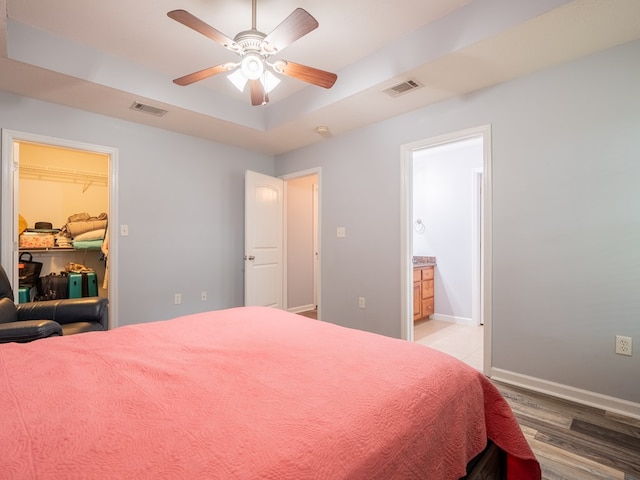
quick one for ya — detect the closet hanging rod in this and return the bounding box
[19,163,108,183]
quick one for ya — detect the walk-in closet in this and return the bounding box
[17,141,109,301]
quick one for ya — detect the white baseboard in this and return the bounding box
[430,313,476,327]
[491,368,640,420]
[287,304,315,314]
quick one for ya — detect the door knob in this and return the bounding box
[244,255,255,261]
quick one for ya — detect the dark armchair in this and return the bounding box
[0,264,108,344]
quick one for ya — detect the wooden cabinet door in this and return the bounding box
[413,269,421,282]
[413,282,422,320]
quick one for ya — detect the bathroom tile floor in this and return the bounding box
[413,318,484,371]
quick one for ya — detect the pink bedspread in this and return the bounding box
[0,306,540,479]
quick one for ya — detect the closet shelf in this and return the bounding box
[19,247,102,253]
[20,163,108,191]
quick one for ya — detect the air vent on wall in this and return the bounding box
[130,101,168,117]
[383,79,423,97]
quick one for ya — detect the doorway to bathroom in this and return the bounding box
[401,125,492,374]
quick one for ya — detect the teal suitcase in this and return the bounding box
[68,272,83,298]
[18,286,31,303]
[68,272,99,298]
[84,272,98,297]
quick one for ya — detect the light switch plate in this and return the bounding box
[337,227,346,238]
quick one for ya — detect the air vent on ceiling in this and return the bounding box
[383,79,423,97]
[130,101,168,117]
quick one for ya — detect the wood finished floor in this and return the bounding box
[494,381,640,480]
[494,382,640,480]
[297,309,318,319]
[413,318,640,480]
[298,311,640,479]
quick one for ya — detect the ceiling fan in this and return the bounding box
[167,0,338,106]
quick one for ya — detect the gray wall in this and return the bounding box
[275,40,640,404]
[0,92,274,325]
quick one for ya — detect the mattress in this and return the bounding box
[0,306,540,479]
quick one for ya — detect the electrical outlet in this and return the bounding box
[174,293,182,305]
[615,335,632,356]
[358,297,365,309]
[201,291,207,302]
[337,227,346,238]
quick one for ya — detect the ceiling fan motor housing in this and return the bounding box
[234,30,271,80]
[234,30,271,55]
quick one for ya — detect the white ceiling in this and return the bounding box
[1,0,639,155]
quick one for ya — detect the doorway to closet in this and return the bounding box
[1,129,119,328]
[282,169,320,320]
[400,125,492,375]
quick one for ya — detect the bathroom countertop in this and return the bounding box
[412,256,436,268]
[413,262,436,268]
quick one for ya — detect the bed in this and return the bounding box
[0,306,540,479]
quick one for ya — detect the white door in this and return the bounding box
[244,170,284,307]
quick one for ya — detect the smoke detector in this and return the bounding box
[315,126,332,138]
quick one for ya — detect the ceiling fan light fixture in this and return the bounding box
[228,69,248,92]
[261,70,281,94]
[241,53,265,80]
[228,68,280,94]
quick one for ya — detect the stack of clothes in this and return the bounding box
[57,212,107,250]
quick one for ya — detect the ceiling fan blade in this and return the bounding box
[250,79,267,106]
[173,64,234,86]
[275,61,337,89]
[263,8,318,53]
[168,10,237,51]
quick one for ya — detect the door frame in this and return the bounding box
[400,124,492,375]
[472,168,483,326]
[1,129,119,328]
[313,183,319,308]
[280,167,322,320]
